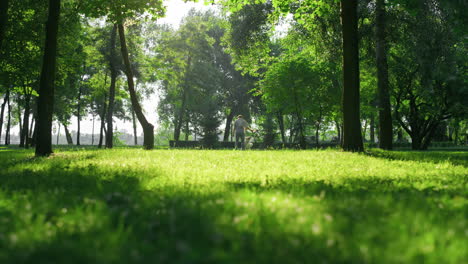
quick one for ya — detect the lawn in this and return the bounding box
[0,147,466,263]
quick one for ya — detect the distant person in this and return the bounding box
[233,115,253,150]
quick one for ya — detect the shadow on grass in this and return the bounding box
[0,149,466,264]
[366,149,468,168]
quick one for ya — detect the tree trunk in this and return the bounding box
[362,119,368,141]
[0,0,8,52]
[132,109,137,145]
[91,114,95,145]
[31,120,37,147]
[21,92,31,148]
[376,0,393,150]
[370,113,375,143]
[98,88,108,149]
[29,116,34,138]
[315,124,320,148]
[277,112,286,144]
[174,55,191,143]
[341,0,364,152]
[56,122,60,145]
[118,24,154,150]
[77,84,81,146]
[184,115,189,141]
[0,89,9,143]
[63,123,73,145]
[5,94,11,145]
[17,100,23,146]
[106,24,118,149]
[335,120,341,143]
[397,127,403,142]
[35,0,61,157]
[223,110,234,142]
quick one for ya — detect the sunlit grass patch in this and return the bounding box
[0,148,466,263]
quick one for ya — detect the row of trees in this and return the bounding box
[0,0,466,156]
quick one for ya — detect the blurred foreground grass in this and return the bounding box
[0,147,467,263]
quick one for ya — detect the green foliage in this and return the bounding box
[79,0,165,23]
[112,131,127,146]
[0,147,466,263]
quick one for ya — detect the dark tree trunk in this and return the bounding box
[118,24,154,149]
[21,92,31,148]
[223,110,234,142]
[31,120,37,147]
[63,123,73,145]
[98,86,108,149]
[184,115,189,141]
[276,112,286,144]
[341,0,364,152]
[362,119,368,141]
[397,127,403,142]
[335,120,341,144]
[56,122,60,145]
[376,0,393,150]
[5,94,11,145]
[106,24,118,149]
[0,89,9,142]
[17,100,23,145]
[132,109,137,145]
[91,114,95,145]
[315,125,320,148]
[297,115,306,149]
[35,0,60,157]
[76,84,82,146]
[370,114,375,143]
[0,0,8,52]
[174,55,191,143]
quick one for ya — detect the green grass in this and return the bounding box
[0,147,467,263]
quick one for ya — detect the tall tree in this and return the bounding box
[106,24,118,148]
[340,0,363,151]
[375,0,393,150]
[118,24,154,149]
[35,0,60,157]
[0,89,9,142]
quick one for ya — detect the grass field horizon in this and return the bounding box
[0,147,466,263]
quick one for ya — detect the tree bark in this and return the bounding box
[20,92,31,148]
[174,55,191,143]
[76,84,81,146]
[370,113,375,143]
[56,122,60,145]
[131,109,137,145]
[341,0,364,152]
[0,0,8,52]
[91,114,95,145]
[98,81,108,149]
[106,24,118,149]
[118,24,154,149]
[277,112,286,144]
[63,122,73,145]
[17,99,23,145]
[335,120,341,144]
[184,115,189,141]
[0,89,9,143]
[5,94,11,145]
[375,0,393,150]
[223,110,234,142]
[35,0,60,156]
